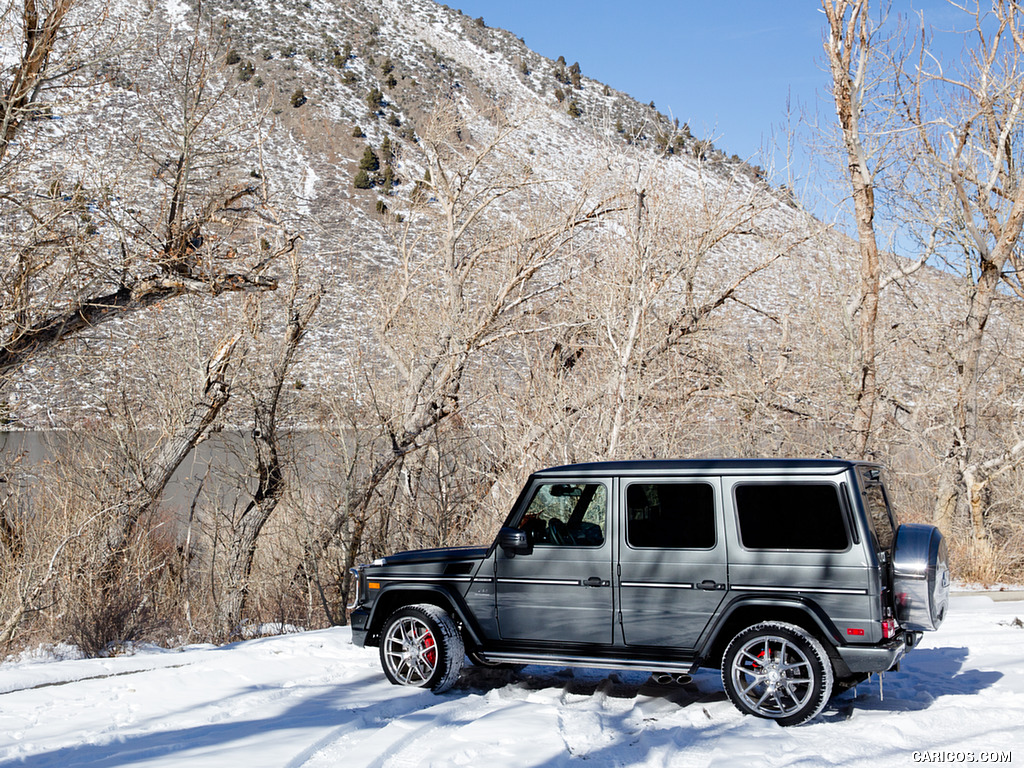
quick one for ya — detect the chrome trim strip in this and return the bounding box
[373,575,475,583]
[496,577,582,587]
[732,584,868,595]
[620,581,694,589]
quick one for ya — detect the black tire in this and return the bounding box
[721,621,834,726]
[378,604,465,693]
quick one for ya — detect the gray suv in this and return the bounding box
[349,459,949,725]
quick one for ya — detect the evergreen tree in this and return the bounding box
[367,87,384,113]
[354,169,373,189]
[569,62,581,89]
[567,100,581,118]
[360,146,380,172]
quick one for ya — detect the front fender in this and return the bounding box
[364,583,484,647]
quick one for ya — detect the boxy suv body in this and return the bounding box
[349,459,949,725]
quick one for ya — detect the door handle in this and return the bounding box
[583,576,609,587]
[698,579,724,590]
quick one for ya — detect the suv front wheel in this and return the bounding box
[721,621,834,726]
[379,604,465,693]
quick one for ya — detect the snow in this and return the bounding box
[164,0,190,28]
[1,595,1021,767]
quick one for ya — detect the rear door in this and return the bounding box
[617,477,728,648]
[495,478,614,644]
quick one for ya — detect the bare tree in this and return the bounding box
[217,255,321,636]
[819,1,1024,565]
[300,101,622,616]
[0,10,283,388]
[895,1,1024,548]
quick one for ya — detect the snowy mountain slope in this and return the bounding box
[0,595,1020,767]
[6,0,831,427]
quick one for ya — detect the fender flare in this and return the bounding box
[698,594,844,660]
[367,583,485,647]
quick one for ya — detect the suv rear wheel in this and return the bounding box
[721,621,834,726]
[379,604,465,693]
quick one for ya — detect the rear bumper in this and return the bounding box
[836,632,913,674]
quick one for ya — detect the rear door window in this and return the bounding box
[626,482,715,549]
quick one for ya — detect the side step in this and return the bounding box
[473,651,695,675]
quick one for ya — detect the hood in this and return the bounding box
[375,545,489,567]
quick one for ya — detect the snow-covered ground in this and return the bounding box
[1,595,1021,767]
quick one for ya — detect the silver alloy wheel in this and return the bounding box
[381,615,438,686]
[728,633,814,718]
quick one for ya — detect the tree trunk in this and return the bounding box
[822,0,882,458]
[98,332,241,585]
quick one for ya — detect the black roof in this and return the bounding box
[533,458,879,477]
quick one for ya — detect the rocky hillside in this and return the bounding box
[4,0,1001,440]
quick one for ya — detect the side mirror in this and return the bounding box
[498,526,531,557]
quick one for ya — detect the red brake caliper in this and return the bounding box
[423,632,436,665]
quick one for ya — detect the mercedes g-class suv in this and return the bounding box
[349,459,949,725]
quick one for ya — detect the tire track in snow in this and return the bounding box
[295,694,487,768]
[0,661,196,695]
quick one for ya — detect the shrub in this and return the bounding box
[291,89,307,108]
[354,169,373,189]
[226,49,241,66]
[567,100,581,118]
[474,16,485,27]
[239,61,255,83]
[375,198,388,214]
[352,125,365,138]
[381,58,394,75]
[554,87,565,103]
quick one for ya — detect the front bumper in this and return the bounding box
[350,607,370,647]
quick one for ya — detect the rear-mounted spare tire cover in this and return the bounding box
[892,523,950,631]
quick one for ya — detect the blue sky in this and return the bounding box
[449,1,829,167]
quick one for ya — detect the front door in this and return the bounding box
[495,479,614,644]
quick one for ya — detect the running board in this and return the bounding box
[474,651,696,675]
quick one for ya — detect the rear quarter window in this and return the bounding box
[735,482,849,551]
